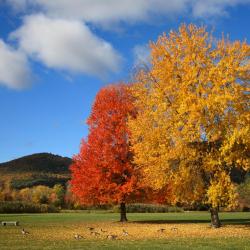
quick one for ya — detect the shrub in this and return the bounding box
[113,203,184,213]
[40,204,59,213]
[0,201,59,213]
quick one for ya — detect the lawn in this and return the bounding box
[0,211,249,250]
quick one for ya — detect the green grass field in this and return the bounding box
[0,211,249,250]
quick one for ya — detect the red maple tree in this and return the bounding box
[70,84,144,221]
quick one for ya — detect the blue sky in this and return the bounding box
[0,0,250,162]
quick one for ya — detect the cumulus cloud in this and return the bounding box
[0,39,31,89]
[192,0,250,18]
[10,14,121,76]
[6,0,250,23]
[2,0,250,90]
[6,0,187,25]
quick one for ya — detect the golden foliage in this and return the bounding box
[129,24,250,208]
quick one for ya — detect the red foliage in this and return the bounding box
[70,84,143,205]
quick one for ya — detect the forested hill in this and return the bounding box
[0,153,72,189]
[0,153,72,174]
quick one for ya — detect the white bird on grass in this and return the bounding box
[21,228,30,235]
[122,229,129,236]
[91,231,100,236]
[74,234,83,240]
[107,234,118,240]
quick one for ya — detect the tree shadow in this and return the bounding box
[0,214,37,218]
[133,218,250,226]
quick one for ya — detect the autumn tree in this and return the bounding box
[50,184,65,208]
[129,24,249,227]
[70,84,144,221]
[32,185,51,204]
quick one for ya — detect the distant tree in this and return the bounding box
[32,186,51,204]
[1,181,13,201]
[70,84,144,221]
[129,24,249,227]
[19,188,33,203]
[51,184,65,207]
[0,189,4,202]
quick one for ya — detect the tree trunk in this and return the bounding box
[120,202,128,222]
[210,207,221,228]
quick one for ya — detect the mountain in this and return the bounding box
[0,153,72,189]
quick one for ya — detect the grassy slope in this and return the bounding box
[0,212,249,250]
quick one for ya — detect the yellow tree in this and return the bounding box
[129,24,249,228]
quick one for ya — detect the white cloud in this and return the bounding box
[5,0,188,25]
[10,14,121,76]
[0,39,31,89]
[6,0,250,23]
[192,0,250,18]
[2,0,250,90]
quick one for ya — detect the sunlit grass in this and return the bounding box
[0,212,249,249]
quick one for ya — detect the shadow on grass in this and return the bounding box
[133,219,250,226]
[0,214,38,217]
